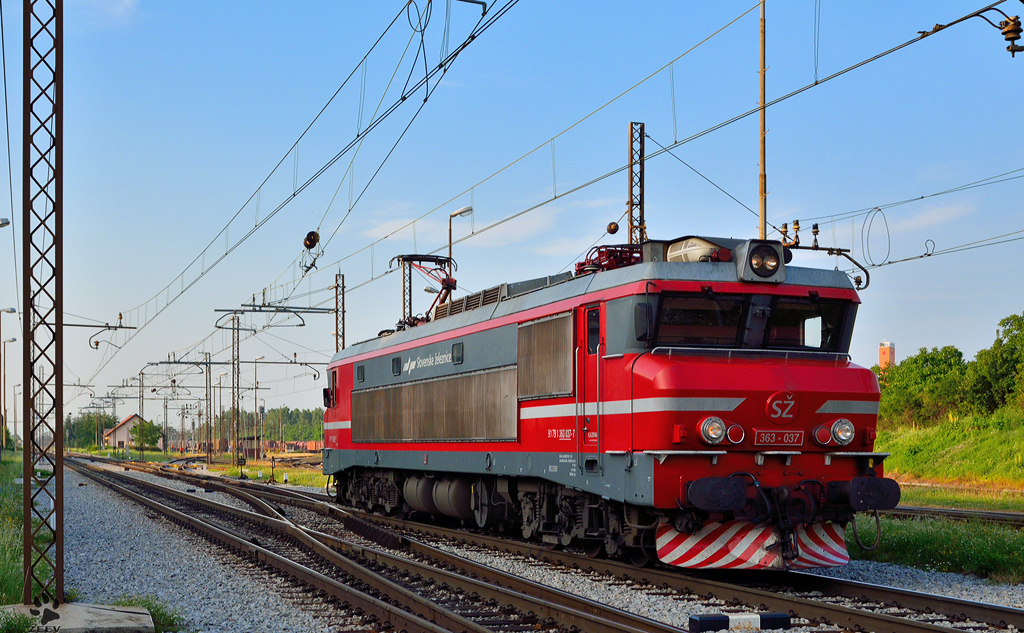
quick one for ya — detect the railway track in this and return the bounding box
[71,454,1024,633]
[67,457,688,633]
[881,505,1024,528]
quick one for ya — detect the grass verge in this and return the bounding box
[0,451,25,605]
[0,609,37,633]
[878,407,1024,485]
[897,484,1024,512]
[112,595,185,633]
[848,514,1024,583]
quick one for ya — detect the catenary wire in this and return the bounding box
[255,2,763,303]
[257,0,988,306]
[0,0,18,324]
[646,133,783,235]
[83,1,1007,397]
[80,1,519,387]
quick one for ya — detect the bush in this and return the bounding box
[0,609,38,633]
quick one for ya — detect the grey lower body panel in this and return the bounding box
[323,448,656,506]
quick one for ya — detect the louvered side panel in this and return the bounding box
[517,312,574,399]
[351,367,517,441]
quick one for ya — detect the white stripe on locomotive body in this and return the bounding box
[324,421,351,430]
[518,397,746,420]
[815,400,879,415]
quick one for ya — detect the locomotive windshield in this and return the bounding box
[654,293,850,352]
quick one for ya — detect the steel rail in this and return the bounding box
[883,505,1024,528]
[74,456,1024,632]
[344,513,986,633]
[68,459,678,633]
[134,458,983,630]
[66,462,451,633]
[756,570,1024,631]
[69,462,493,633]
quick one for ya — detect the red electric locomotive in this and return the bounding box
[322,235,900,569]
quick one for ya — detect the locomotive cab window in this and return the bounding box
[392,357,401,376]
[764,297,846,351]
[655,294,744,347]
[653,292,851,352]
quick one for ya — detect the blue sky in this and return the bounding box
[0,0,1021,424]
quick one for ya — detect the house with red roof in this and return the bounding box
[103,414,160,449]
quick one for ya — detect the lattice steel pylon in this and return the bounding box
[22,0,64,604]
[204,352,212,465]
[231,313,240,467]
[627,122,646,245]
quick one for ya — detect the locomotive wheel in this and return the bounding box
[626,546,651,567]
[472,478,492,529]
[604,512,624,557]
[584,540,604,558]
[559,530,574,547]
[519,493,539,539]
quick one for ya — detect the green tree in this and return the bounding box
[129,420,162,460]
[65,412,118,448]
[963,312,1024,414]
[875,345,966,426]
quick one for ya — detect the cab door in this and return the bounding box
[576,303,604,475]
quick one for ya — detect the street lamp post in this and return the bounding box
[253,356,264,461]
[1,335,15,452]
[1,307,16,452]
[12,384,19,447]
[448,206,473,278]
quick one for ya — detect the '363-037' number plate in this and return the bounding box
[753,429,804,446]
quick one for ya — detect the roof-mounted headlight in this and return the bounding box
[733,240,786,283]
[749,245,780,277]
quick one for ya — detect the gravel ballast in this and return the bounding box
[65,468,324,633]
[65,462,1024,631]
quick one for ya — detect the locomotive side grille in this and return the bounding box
[482,286,501,305]
[518,312,574,399]
[432,284,503,321]
[352,366,517,441]
[449,296,467,315]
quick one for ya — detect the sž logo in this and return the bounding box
[765,391,798,425]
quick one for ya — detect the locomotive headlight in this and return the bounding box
[699,417,726,445]
[748,244,780,277]
[831,419,855,446]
